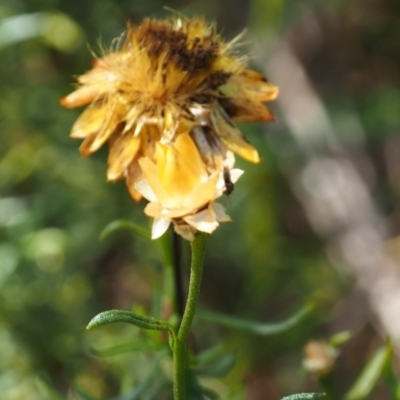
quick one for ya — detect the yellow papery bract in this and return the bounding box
[180,173,219,211]
[173,133,208,180]
[138,158,174,209]
[226,97,275,122]
[223,70,279,102]
[162,144,200,201]
[211,107,260,163]
[135,133,238,240]
[70,103,107,139]
[107,134,141,181]
[138,134,220,213]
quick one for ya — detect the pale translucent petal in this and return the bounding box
[152,218,171,239]
[173,223,196,241]
[223,151,236,170]
[229,168,244,184]
[145,201,193,219]
[144,202,165,217]
[213,202,231,222]
[134,179,158,202]
[189,104,209,125]
[184,207,219,234]
[215,172,226,198]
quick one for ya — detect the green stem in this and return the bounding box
[158,231,175,318]
[172,233,208,400]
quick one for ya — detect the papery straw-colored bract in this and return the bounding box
[134,133,242,240]
[61,16,278,239]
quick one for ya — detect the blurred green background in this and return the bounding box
[1,0,400,399]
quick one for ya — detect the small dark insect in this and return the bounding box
[223,168,234,195]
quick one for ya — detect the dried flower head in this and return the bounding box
[61,16,278,239]
[303,340,338,377]
[61,17,278,201]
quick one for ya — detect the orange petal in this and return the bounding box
[155,142,168,180]
[79,134,96,157]
[60,84,105,108]
[174,133,208,180]
[182,173,220,211]
[223,69,279,102]
[85,102,124,154]
[161,143,202,200]
[138,158,175,208]
[107,134,141,181]
[70,102,108,138]
[127,185,143,202]
[61,53,122,108]
[220,97,275,122]
[125,161,144,202]
[211,107,260,163]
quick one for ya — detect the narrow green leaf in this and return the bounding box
[90,341,158,357]
[193,352,236,377]
[329,331,352,346]
[86,309,174,333]
[345,342,393,400]
[195,343,225,365]
[146,382,171,400]
[196,303,313,335]
[200,387,219,399]
[111,350,168,400]
[281,393,326,400]
[73,387,99,400]
[382,356,400,399]
[100,219,150,240]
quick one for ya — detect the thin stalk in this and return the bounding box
[172,233,208,400]
[158,231,175,319]
[172,232,185,318]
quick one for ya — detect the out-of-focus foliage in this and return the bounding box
[1,0,400,399]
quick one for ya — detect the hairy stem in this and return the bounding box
[172,233,208,400]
